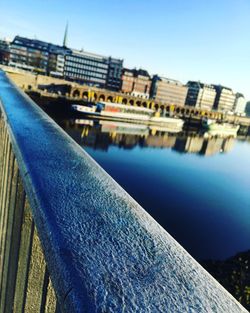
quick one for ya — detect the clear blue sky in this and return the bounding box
[1,0,249,100]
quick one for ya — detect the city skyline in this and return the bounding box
[0,0,249,100]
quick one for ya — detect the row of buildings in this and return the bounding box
[120,70,245,114]
[0,36,246,114]
[0,36,123,92]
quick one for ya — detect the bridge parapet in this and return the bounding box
[0,70,247,312]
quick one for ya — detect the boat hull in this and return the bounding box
[71,104,184,129]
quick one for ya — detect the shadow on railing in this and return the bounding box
[0,70,247,313]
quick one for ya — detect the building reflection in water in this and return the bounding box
[57,117,250,311]
[57,118,243,156]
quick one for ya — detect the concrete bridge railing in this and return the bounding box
[0,70,247,313]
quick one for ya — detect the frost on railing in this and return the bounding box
[0,70,247,313]
[0,109,58,313]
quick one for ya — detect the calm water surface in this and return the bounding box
[86,141,250,260]
[37,99,250,308]
[58,118,250,262]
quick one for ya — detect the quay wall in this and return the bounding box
[2,65,250,126]
[0,70,247,312]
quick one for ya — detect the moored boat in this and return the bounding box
[72,105,96,114]
[72,102,184,129]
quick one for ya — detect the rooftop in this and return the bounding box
[154,75,183,85]
[123,68,151,78]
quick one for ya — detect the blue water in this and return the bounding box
[84,141,250,260]
[60,120,250,261]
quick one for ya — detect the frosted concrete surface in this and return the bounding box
[0,71,247,312]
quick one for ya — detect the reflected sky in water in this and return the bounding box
[58,118,250,261]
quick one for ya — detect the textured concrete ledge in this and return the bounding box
[0,70,247,312]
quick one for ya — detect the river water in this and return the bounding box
[56,118,250,256]
[49,109,250,309]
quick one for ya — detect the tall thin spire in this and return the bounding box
[63,22,68,47]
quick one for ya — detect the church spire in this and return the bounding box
[63,22,68,47]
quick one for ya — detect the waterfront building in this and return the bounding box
[233,93,246,115]
[246,102,250,117]
[185,81,216,111]
[8,36,123,90]
[212,85,236,112]
[150,75,188,106]
[9,36,70,76]
[63,50,123,90]
[9,36,50,73]
[0,39,10,65]
[106,57,123,91]
[121,68,151,99]
[47,45,69,77]
[64,49,109,88]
